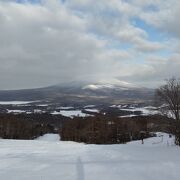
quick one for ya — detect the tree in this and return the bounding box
[156,77,180,145]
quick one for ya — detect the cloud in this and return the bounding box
[0,0,179,89]
[138,0,180,38]
[117,53,180,87]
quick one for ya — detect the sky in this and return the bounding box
[0,0,180,90]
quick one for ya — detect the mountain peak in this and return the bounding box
[82,79,137,90]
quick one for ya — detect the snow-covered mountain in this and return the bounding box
[0,79,154,104]
[83,79,137,90]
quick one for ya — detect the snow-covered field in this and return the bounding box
[0,134,180,180]
[51,110,89,118]
[0,101,35,105]
[7,109,27,114]
[121,107,159,116]
[1,102,161,117]
[115,105,160,117]
[84,108,99,113]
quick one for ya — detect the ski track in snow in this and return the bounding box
[0,134,180,180]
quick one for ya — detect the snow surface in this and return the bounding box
[84,105,96,108]
[120,114,139,118]
[7,109,27,114]
[36,134,60,141]
[34,109,44,113]
[120,107,160,117]
[51,110,88,118]
[0,101,35,105]
[0,133,180,180]
[84,109,99,113]
[59,106,74,110]
[37,104,49,107]
[83,79,136,90]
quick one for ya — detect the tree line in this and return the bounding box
[0,114,58,139]
[60,115,171,144]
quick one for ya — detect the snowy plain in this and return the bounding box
[0,101,35,105]
[0,134,180,180]
[51,110,88,117]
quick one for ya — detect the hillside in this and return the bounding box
[0,81,154,105]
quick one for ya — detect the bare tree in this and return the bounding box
[156,77,180,145]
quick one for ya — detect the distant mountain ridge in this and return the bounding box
[0,80,154,104]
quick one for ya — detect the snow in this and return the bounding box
[0,101,35,105]
[7,109,26,114]
[110,105,162,117]
[110,104,122,108]
[59,106,74,110]
[128,133,175,147]
[120,114,138,118]
[59,110,88,117]
[84,105,96,108]
[37,104,49,107]
[84,108,99,113]
[51,111,61,115]
[34,109,43,113]
[0,133,180,180]
[7,109,44,114]
[83,79,137,90]
[51,110,88,118]
[36,134,60,141]
[120,107,160,116]
[144,106,158,110]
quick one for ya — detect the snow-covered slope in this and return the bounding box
[83,79,137,90]
[0,134,179,180]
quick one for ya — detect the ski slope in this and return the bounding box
[0,134,180,180]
